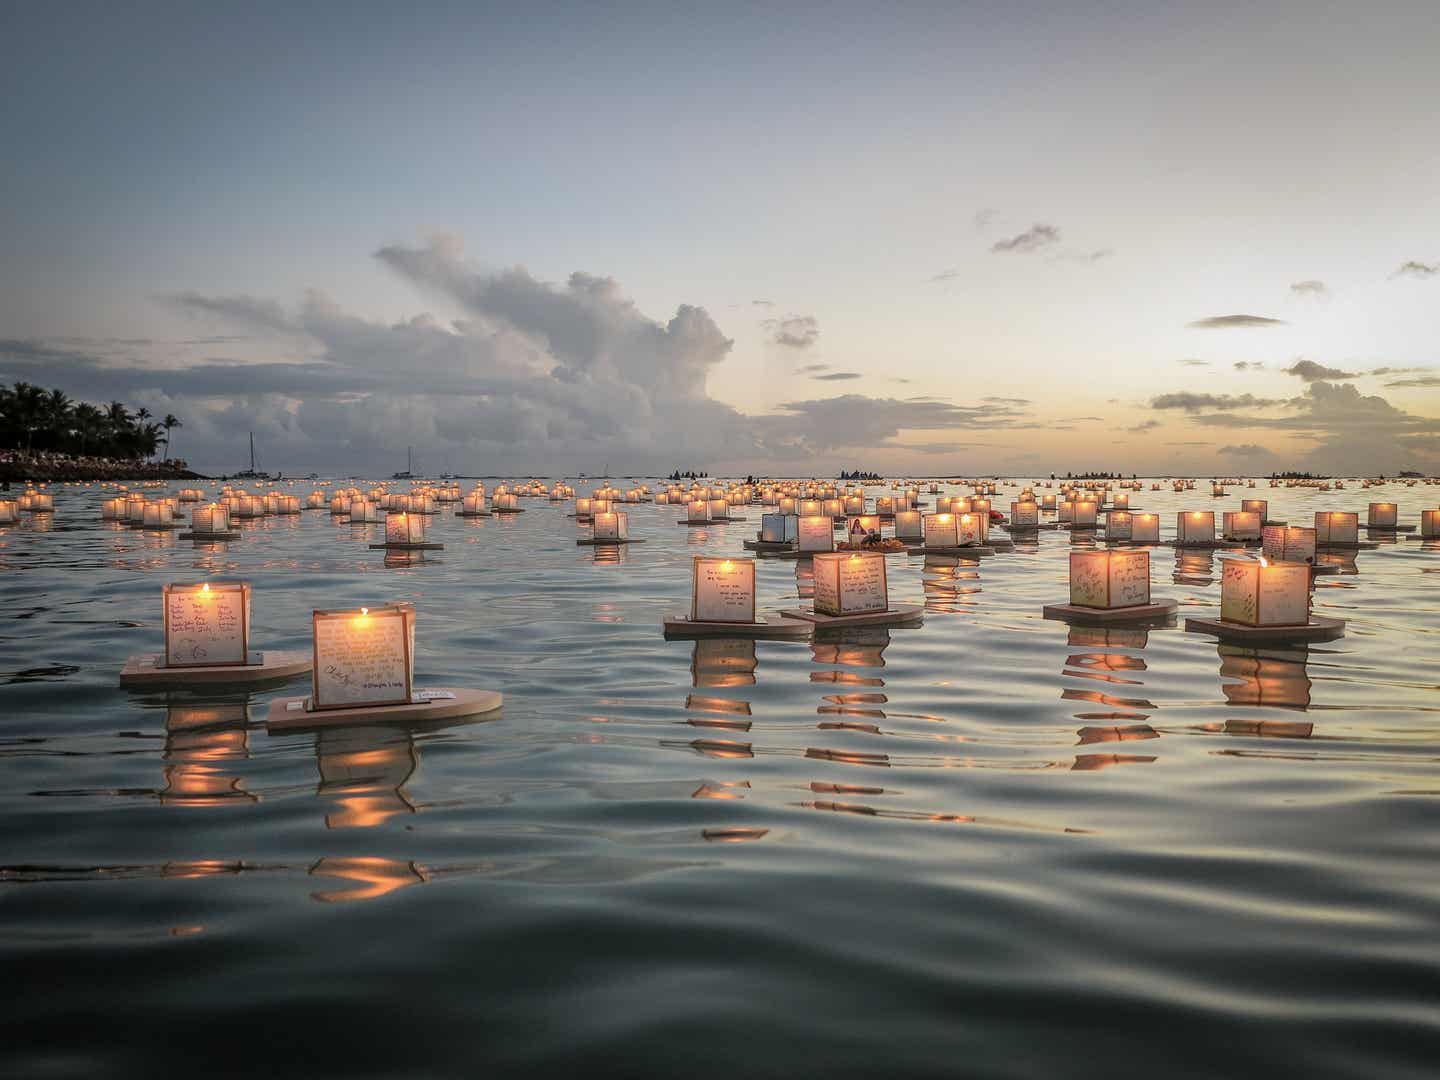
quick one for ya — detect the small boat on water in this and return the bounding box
[393,446,416,481]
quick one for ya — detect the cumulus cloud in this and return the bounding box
[1285,359,1358,381]
[1150,392,1288,411]
[1387,377,1440,388]
[1290,280,1328,297]
[813,372,861,381]
[1126,419,1162,433]
[762,314,820,349]
[990,223,1060,254]
[1391,261,1438,279]
[983,396,1033,406]
[1233,361,1265,371]
[1187,314,1287,329]
[1218,443,1274,457]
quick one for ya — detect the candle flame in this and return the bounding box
[361,607,369,615]
[201,583,209,593]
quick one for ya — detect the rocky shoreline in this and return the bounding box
[0,459,205,484]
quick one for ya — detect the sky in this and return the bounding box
[2,1,1438,477]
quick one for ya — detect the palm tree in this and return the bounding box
[161,413,182,461]
[73,403,104,455]
[11,382,46,453]
[42,389,72,452]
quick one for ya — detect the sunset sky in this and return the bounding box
[3,2,1437,476]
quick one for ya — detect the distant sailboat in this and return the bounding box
[235,432,273,480]
[392,446,416,481]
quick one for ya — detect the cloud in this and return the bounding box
[813,372,861,381]
[796,363,829,374]
[1289,280,1328,297]
[1180,358,1210,367]
[1285,359,1358,382]
[756,394,1027,455]
[1392,261,1438,279]
[973,209,996,231]
[1387,377,1440,388]
[752,299,774,307]
[1218,443,1275,457]
[1233,361,1265,371]
[762,314,820,349]
[1125,419,1162,433]
[1150,392,1288,411]
[1051,249,1113,263]
[990,223,1060,254]
[929,268,961,282]
[983,396,1032,406]
[1187,315,1287,329]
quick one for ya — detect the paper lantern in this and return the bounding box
[1112,492,1130,510]
[1212,482,1225,496]
[1069,549,1151,609]
[842,496,865,516]
[0,500,18,524]
[1367,502,1398,528]
[492,493,519,511]
[264,494,283,515]
[813,551,888,616]
[178,488,203,503]
[893,510,923,541]
[1072,500,1098,527]
[462,492,487,515]
[778,497,797,516]
[1422,510,1440,539]
[307,492,327,509]
[1314,511,1358,544]
[956,513,984,546]
[386,512,426,545]
[1058,499,1074,523]
[1177,511,1215,543]
[1241,499,1268,520]
[1221,558,1310,626]
[1261,525,1316,563]
[798,515,835,553]
[1010,501,1039,527]
[163,582,251,667]
[102,497,126,520]
[1222,511,1262,540]
[311,604,416,710]
[192,504,230,534]
[799,499,822,517]
[760,513,799,544]
[1130,514,1160,543]
[708,498,730,521]
[875,496,896,516]
[934,496,954,514]
[24,492,54,512]
[971,498,992,517]
[350,500,378,522]
[124,497,148,524]
[687,499,709,524]
[574,497,594,520]
[592,511,628,540]
[1106,511,1133,540]
[330,495,350,515]
[691,557,757,623]
[822,498,843,518]
[277,495,301,515]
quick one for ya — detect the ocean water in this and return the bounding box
[2,481,1438,1078]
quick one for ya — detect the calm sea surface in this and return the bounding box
[3,481,1439,1077]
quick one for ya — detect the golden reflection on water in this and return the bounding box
[308,856,429,902]
[1173,549,1215,586]
[1218,645,1314,710]
[315,727,419,829]
[161,701,257,807]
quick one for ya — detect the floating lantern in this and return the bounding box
[687,499,709,524]
[1058,499,1074,523]
[178,488,203,503]
[350,499,378,523]
[125,497,148,525]
[924,513,959,548]
[0,500,18,524]
[307,491,327,509]
[102,497,126,520]
[760,513,799,544]
[330,495,350,516]
[875,496,896,516]
[1130,514,1160,543]
[1222,511,1262,541]
[935,496,954,514]
[264,494,283,515]
[708,498,730,521]
[574,497,595,520]
[1112,493,1130,511]
[956,513,983,546]
[1106,511,1133,541]
[1367,502,1398,528]
[192,503,230,535]
[691,557,756,623]
[812,551,888,616]
[822,498,843,518]
[798,515,835,553]
[1072,500,1098,527]
[799,499,822,517]
[1211,482,1225,497]
[971,497,992,517]
[310,604,416,710]
[1177,511,1215,543]
[1241,499,1268,520]
[163,582,251,667]
[461,492,488,516]
[386,512,426,545]
[1314,511,1358,545]
[1262,525,1316,563]
[492,492,520,512]
[1220,557,1310,626]
[142,502,176,529]
[1040,494,1056,510]
[842,495,864,516]
[893,510,923,542]
[1010,501,1039,527]
[592,511,629,541]
[1069,549,1151,609]
[778,497,797,516]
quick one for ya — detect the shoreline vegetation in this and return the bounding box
[1,382,196,483]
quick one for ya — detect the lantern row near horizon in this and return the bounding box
[813,551,889,616]
[1220,557,1311,627]
[162,582,251,668]
[311,603,416,710]
[1069,549,1150,609]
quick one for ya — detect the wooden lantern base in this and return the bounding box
[1042,598,1179,625]
[369,541,445,550]
[1220,536,1264,545]
[662,615,812,639]
[577,537,646,545]
[743,539,797,552]
[1169,539,1235,549]
[456,510,493,518]
[1003,522,1059,532]
[492,508,526,514]
[779,604,924,628]
[907,545,995,557]
[1316,540,1380,550]
[1365,524,1415,533]
[178,531,242,541]
[1261,519,1288,527]
[142,523,181,531]
[120,649,311,688]
[1184,615,1346,643]
[1103,538,1165,547]
[1404,534,1440,542]
[266,687,503,731]
[1057,522,1099,531]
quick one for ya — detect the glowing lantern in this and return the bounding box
[350,499,378,522]
[0,500,18,524]
[778,497,798,516]
[311,604,416,710]
[461,492,488,515]
[1212,482,1225,497]
[1130,514,1160,543]
[842,495,864,516]
[307,491,327,509]
[142,502,175,529]
[1241,499,1268,520]
[192,504,230,534]
[492,493,519,512]
[970,498,992,517]
[330,495,349,516]
[1421,510,1440,538]
[800,499,822,517]
[691,557,757,623]
[1069,549,1151,609]
[1177,511,1215,543]
[893,510,923,541]
[163,582,251,667]
[1010,501,1039,527]
[685,499,709,524]
[1058,499,1075,523]
[708,498,730,521]
[798,515,835,553]
[1222,511,1262,541]
[1106,511,1133,541]
[1367,502,1398,528]
[1221,557,1310,626]
[1112,492,1130,511]
[1261,525,1316,563]
[178,488,203,503]
[1041,494,1057,510]
[125,497,148,524]
[102,497,126,520]
[386,512,426,545]
[1072,500,1098,527]
[760,513,799,544]
[821,498,843,519]
[1314,511,1358,545]
[592,511,629,541]
[264,494,283,515]
[812,551,888,616]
